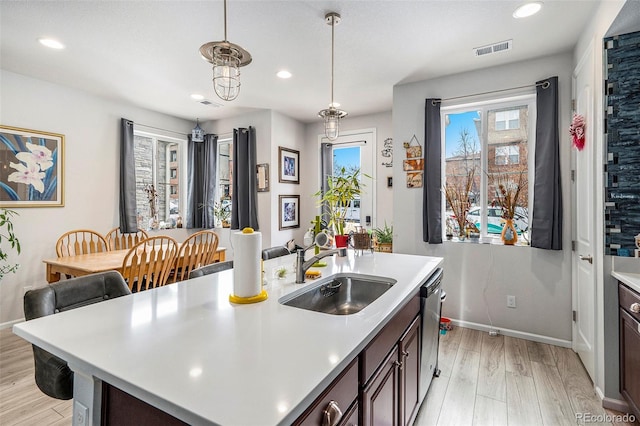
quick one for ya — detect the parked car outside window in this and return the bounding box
[466,206,528,234]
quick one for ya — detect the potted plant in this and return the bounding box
[314,167,368,248]
[373,222,393,253]
[0,208,21,280]
[212,200,231,228]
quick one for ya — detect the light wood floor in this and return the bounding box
[414,326,638,426]
[1,326,637,426]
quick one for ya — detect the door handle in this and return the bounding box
[579,254,593,264]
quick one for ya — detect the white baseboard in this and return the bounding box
[449,318,573,348]
[0,318,24,330]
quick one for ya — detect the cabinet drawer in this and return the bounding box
[360,292,420,385]
[619,308,640,420]
[619,283,640,322]
[294,358,359,426]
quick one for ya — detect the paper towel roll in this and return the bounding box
[232,229,262,298]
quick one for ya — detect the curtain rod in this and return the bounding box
[432,81,550,105]
[135,123,189,136]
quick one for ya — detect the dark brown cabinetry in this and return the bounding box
[618,283,640,420]
[296,291,422,426]
[399,316,421,426]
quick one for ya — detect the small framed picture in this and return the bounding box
[279,195,300,230]
[278,147,299,184]
[256,163,269,192]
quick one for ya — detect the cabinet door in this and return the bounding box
[361,346,400,426]
[399,316,421,426]
[620,308,640,419]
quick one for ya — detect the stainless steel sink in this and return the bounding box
[279,273,396,315]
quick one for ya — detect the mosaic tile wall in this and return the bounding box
[604,31,640,256]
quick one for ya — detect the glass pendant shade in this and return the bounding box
[192,119,204,142]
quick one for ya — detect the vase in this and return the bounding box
[335,234,349,248]
[501,218,518,245]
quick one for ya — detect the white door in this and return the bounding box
[572,41,596,381]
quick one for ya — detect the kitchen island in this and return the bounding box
[13,251,442,425]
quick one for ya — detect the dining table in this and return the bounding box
[42,246,226,283]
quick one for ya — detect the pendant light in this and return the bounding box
[191,118,204,142]
[318,12,347,141]
[200,0,252,102]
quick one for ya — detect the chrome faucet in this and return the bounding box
[295,245,347,283]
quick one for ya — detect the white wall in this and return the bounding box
[392,54,574,342]
[304,111,394,231]
[0,70,194,326]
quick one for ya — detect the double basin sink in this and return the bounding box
[279,273,397,315]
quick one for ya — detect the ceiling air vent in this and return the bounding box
[474,39,513,57]
[196,99,222,108]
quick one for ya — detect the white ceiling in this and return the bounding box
[1,0,602,124]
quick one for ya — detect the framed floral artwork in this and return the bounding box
[0,125,64,207]
[279,195,300,229]
[278,147,299,184]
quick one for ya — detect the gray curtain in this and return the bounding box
[531,76,562,250]
[231,127,259,230]
[186,134,218,229]
[423,99,442,243]
[320,142,333,225]
[119,118,138,233]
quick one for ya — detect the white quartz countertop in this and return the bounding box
[13,251,442,425]
[612,271,640,294]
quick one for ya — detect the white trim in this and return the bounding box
[448,318,572,348]
[1,318,25,330]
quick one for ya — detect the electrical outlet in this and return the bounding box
[23,286,32,295]
[507,295,517,308]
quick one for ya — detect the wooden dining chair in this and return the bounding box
[121,236,178,292]
[105,227,149,251]
[55,229,109,257]
[171,230,220,283]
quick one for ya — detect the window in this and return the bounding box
[443,98,533,239]
[495,109,520,130]
[216,138,233,223]
[495,144,520,165]
[133,131,185,230]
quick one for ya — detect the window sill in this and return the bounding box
[444,236,530,247]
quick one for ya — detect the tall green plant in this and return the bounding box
[315,167,368,236]
[0,208,21,280]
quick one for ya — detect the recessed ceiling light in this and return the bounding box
[513,1,543,18]
[38,38,65,49]
[190,94,205,100]
[276,70,292,79]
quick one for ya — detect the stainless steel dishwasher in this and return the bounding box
[419,267,444,403]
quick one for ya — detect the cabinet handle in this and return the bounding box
[395,360,403,371]
[402,350,409,358]
[631,303,640,314]
[322,400,343,426]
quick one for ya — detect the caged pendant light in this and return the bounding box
[318,12,347,141]
[199,0,252,102]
